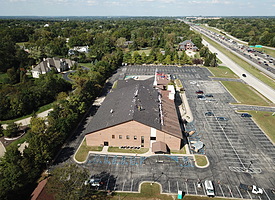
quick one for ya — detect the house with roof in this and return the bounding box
[178,40,198,51]
[31,57,76,78]
[84,72,184,153]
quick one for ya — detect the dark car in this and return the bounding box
[241,113,252,117]
[196,90,204,94]
[205,111,214,116]
[242,74,246,77]
[216,117,228,121]
[197,95,205,98]
[205,94,213,97]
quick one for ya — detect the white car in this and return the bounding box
[252,185,263,195]
[84,178,101,187]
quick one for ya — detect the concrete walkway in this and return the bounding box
[2,109,53,129]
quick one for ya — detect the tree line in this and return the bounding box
[194,17,275,47]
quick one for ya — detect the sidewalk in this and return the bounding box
[2,109,53,129]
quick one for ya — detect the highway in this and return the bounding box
[187,23,275,103]
[202,39,275,103]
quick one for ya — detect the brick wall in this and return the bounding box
[85,120,181,150]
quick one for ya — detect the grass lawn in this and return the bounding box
[112,182,240,200]
[261,47,275,58]
[79,62,93,68]
[131,48,152,56]
[206,65,238,79]
[239,111,275,143]
[201,35,275,90]
[194,155,208,167]
[0,103,53,125]
[6,131,30,151]
[74,139,103,162]
[221,81,272,106]
[108,147,149,154]
[171,146,186,154]
[111,183,173,200]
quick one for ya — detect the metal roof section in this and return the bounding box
[84,75,183,139]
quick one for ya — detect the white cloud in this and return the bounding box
[188,0,232,4]
[86,0,98,6]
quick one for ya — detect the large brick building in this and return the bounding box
[84,73,184,153]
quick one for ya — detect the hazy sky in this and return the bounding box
[1,0,275,16]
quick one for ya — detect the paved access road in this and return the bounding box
[54,65,275,200]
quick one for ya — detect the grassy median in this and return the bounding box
[239,111,275,143]
[221,81,272,106]
[206,65,238,79]
[201,35,275,90]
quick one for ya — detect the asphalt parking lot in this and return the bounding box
[76,65,275,200]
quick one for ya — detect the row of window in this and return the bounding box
[112,135,140,140]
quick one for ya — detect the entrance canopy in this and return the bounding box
[152,141,168,153]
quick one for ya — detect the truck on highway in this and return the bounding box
[239,183,263,194]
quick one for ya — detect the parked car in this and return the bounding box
[239,183,263,195]
[196,90,204,94]
[205,180,215,197]
[216,117,228,121]
[205,112,214,116]
[197,95,205,98]
[205,94,213,97]
[241,113,252,117]
[84,177,103,187]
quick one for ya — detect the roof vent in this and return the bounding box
[110,109,114,113]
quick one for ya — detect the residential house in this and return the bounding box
[178,40,198,51]
[31,57,76,78]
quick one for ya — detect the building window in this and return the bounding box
[134,136,137,140]
[150,137,156,140]
[112,135,115,139]
[119,135,122,139]
[141,136,144,147]
[126,135,130,139]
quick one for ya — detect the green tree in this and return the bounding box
[4,122,18,138]
[46,163,90,200]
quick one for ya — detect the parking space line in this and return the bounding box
[236,186,243,199]
[258,195,261,200]
[194,182,197,195]
[202,183,206,195]
[177,181,179,191]
[247,191,252,199]
[262,188,271,200]
[130,179,133,191]
[106,175,110,190]
[168,181,171,194]
[122,180,126,191]
[219,184,225,197]
[185,182,188,194]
